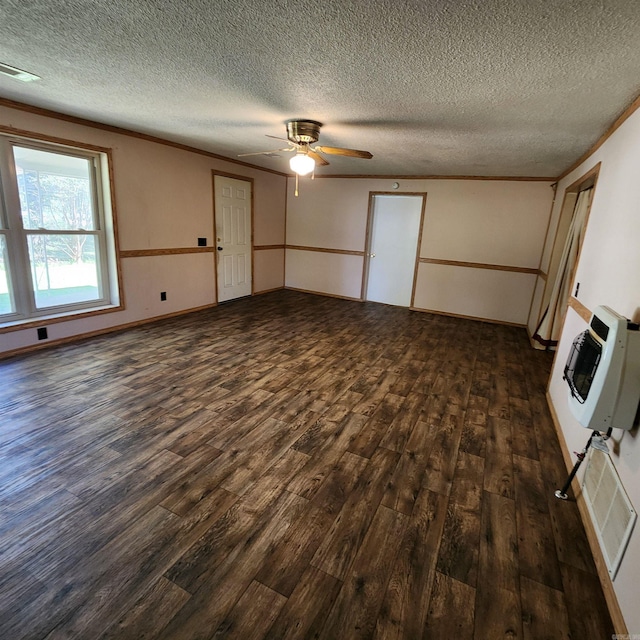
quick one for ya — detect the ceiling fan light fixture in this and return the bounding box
[290,153,315,176]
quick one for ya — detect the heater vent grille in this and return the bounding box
[582,449,636,578]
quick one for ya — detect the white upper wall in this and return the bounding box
[110,136,217,250]
[286,178,370,252]
[422,180,553,267]
[546,104,640,633]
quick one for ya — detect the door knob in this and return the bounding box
[370,253,376,258]
[217,246,223,251]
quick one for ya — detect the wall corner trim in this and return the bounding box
[557,93,640,181]
[0,97,287,177]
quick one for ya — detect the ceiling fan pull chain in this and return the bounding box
[294,173,299,197]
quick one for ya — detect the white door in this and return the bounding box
[214,175,252,302]
[365,195,423,307]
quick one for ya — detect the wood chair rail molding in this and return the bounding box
[568,296,592,323]
[419,257,539,275]
[286,245,365,257]
[120,247,215,258]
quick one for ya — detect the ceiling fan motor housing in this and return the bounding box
[286,120,322,144]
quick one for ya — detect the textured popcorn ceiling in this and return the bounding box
[1,0,640,177]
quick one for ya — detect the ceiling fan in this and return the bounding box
[238,119,373,195]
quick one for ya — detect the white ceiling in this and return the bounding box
[1,0,640,177]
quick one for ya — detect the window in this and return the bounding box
[0,134,119,325]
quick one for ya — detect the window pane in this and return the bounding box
[27,234,101,308]
[13,146,96,231]
[0,236,14,315]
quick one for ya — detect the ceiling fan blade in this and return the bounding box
[266,135,293,143]
[307,149,329,166]
[314,146,373,159]
[237,147,292,157]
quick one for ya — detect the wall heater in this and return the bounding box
[560,306,640,574]
[564,305,640,431]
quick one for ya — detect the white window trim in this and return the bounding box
[0,133,121,328]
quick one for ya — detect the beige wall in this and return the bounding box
[254,249,285,293]
[544,105,640,632]
[285,176,553,324]
[0,104,286,355]
[286,249,364,299]
[413,263,537,325]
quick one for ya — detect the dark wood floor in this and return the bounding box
[1,290,614,639]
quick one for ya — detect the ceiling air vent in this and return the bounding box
[0,62,41,82]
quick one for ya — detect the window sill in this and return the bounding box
[0,303,124,334]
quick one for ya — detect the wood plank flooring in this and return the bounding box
[1,290,615,639]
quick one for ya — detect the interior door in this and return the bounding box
[214,175,252,302]
[365,194,423,307]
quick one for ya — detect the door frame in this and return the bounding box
[212,170,255,303]
[531,163,600,335]
[360,191,427,306]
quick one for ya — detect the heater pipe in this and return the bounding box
[555,427,613,500]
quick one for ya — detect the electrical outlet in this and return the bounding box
[160,291,167,301]
[37,327,48,340]
[198,237,207,246]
